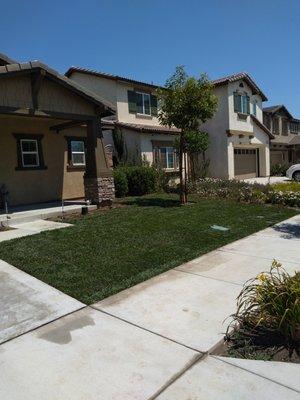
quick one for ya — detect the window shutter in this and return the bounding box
[127,90,137,114]
[150,95,158,116]
[246,96,250,114]
[233,93,240,112]
[153,146,160,167]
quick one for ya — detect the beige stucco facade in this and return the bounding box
[0,115,87,205]
[69,71,179,169]
[201,79,270,179]
[69,70,272,180]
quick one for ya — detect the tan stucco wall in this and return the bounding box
[69,72,160,126]
[200,85,230,178]
[0,115,87,206]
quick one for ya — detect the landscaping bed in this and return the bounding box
[212,338,300,363]
[188,178,300,207]
[213,261,300,363]
[0,195,297,304]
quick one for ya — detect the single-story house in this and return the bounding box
[0,53,115,208]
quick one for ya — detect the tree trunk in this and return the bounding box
[179,134,187,204]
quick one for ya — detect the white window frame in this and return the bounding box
[136,92,151,115]
[160,146,177,169]
[71,140,86,166]
[20,139,39,167]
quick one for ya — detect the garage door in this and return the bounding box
[234,148,258,179]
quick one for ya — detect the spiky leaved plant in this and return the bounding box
[226,260,300,357]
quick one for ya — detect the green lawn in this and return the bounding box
[0,195,298,304]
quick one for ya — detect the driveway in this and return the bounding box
[0,215,299,399]
[243,176,291,185]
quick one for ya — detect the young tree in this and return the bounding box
[158,66,217,204]
[185,130,210,181]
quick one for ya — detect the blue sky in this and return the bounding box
[2,0,300,116]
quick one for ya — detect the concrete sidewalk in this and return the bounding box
[0,214,299,399]
[0,219,72,242]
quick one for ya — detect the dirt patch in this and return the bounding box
[211,339,300,363]
[0,226,14,232]
[49,203,126,223]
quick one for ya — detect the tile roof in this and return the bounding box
[263,104,293,119]
[65,66,159,89]
[250,115,274,139]
[66,68,268,101]
[0,61,116,113]
[0,52,17,65]
[212,72,268,101]
[272,134,300,145]
[101,120,180,134]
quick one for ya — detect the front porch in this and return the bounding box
[0,61,115,209]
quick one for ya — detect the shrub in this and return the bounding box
[270,163,289,177]
[115,166,157,196]
[267,190,300,207]
[226,261,300,357]
[113,168,128,197]
[187,178,300,207]
[271,182,300,193]
[127,166,157,196]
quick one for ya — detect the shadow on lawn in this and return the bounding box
[272,223,300,240]
[123,197,181,208]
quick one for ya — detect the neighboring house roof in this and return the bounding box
[66,67,268,102]
[65,66,159,90]
[0,52,17,65]
[272,134,300,146]
[102,120,181,135]
[0,61,116,113]
[250,115,275,139]
[263,104,293,119]
[212,72,268,101]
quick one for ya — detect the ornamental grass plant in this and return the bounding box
[226,261,300,358]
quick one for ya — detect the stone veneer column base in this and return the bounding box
[84,176,115,206]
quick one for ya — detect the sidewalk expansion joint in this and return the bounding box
[175,268,243,286]
[0,305,88,346]
[211,355,300,394]
[91,306,204,354]
[148,352,207,399]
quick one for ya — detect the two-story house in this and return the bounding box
[67,68,273,180]
[202,73,273,180]
[263,105,300,166]
[65,67,181,172]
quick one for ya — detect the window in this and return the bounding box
[273,117,279,134]
[127,90,158,116]
[233,92,250,114]
[65,137,86,170]
[153,145,178,169]
[282,119,289,136]
[136,92,151,115]
[252,101,257,117]
[71,140,86,166]
[21,139,39,167]
[13,133,46,171]
[290,121,300,134]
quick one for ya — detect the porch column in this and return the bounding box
[84,118,115,206]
